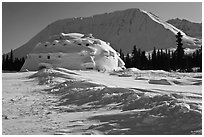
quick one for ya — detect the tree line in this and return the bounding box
[2,49,25,71]
[2,32,202,72]
[119,32,202,72]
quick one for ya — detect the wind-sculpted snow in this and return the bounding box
[29,68,202,135]
[28,68,78,85]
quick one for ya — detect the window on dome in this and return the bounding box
[47,56,50,59]
[58,55,61,58]
[86,67,93,70]
[39,55,42,58]
[53,44,56,46]
[78,43,82,46]
[44,44,47,47]
[110,51,115,57]
[86,43,90,46]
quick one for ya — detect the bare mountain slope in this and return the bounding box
[167,18,202,39]
[13,8,201,58]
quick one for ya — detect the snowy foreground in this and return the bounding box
[2,68,202,135]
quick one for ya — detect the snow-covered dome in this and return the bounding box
[21,33,125,71]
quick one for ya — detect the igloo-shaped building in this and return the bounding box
[21,33,125,71]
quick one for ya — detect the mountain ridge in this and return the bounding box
[11,8,201,58]
[167,18,202,39]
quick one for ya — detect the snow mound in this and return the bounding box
[51,80,201,134]
[21,33,125,72]
[88,93,201,134]
[29,68,78,85]
[126,68,141,72]
[148,79,171,85]
[27,68,202,134]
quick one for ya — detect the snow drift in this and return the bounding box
[27,68,202,135]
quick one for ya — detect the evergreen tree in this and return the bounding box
[184,54,193,72]
[140,51,148,69]
[2,54,5,70]
[119,49,125,61]
[171,51,177,71]
[2,49,25,71]
[157,49,161,69]
[5,54,9,70]
[152,47,157,70]
[125,53,131,68]
[137,48,141,69]
[10,49,13,64]
[131,45,137,67]
[191,47,202,72]
[164,49,170,71]
[148,53,152,69]
[160,49,165,69]
[175,32,184,70]
[9,49,13,70]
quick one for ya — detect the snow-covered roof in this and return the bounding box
[31,33,116,54]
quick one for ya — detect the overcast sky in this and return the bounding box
[2,2,202,53]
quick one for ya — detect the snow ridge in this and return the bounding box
[28,68,202,135]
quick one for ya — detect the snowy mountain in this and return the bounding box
[12,8,201,58]
[167,18,202,39]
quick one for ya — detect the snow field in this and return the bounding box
[26,68,202,134]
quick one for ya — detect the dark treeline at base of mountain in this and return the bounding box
[119,46,202,72]
[2,49,25,71]
[119,32,202,72]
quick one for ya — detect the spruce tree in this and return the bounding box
[132,45,137,67]
[160,49,164,69]
[152,47,157,70]
[171,51,176,71]
[10,49,13,64]
[164,49,170,71]
[5,54,9,70]
[141,51,147,69]
[157,49,161,69]
[137,48,141,69]
[175,32,184,70]
[148,53,152,69]
[7,49,14,70]
[125,53,131,68]
[119,49,125,61]
[2,54,5,70]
